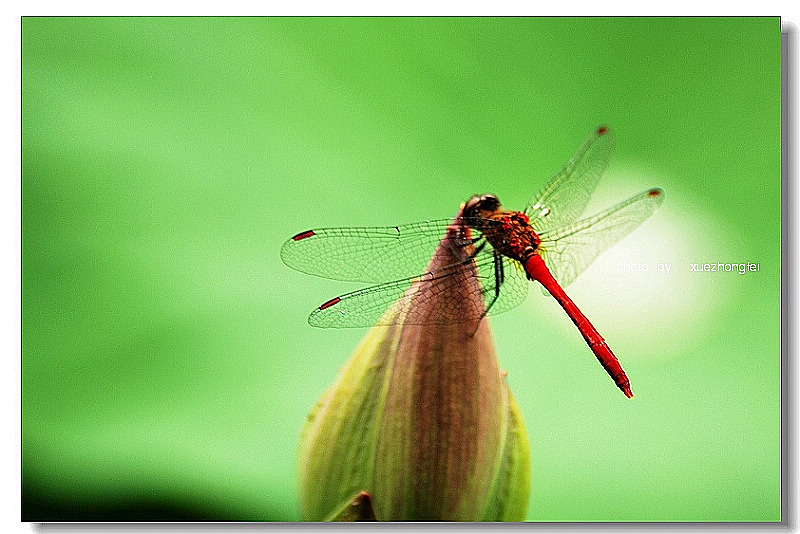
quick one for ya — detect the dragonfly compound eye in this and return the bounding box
[462,195,483,219]
[463,194,501,221]
[480,194,500,212]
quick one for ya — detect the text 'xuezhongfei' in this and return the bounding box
[689,262,760,275]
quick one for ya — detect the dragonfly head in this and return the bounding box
[463,194,501,223]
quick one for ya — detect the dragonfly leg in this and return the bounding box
[469,250,504,337]
[457,239,487,263]
[455,234,484,248]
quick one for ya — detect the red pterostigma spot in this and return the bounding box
[292,230,316,241]
[596,126,609,135]
[319,297,341,310]
[647,189,662,198]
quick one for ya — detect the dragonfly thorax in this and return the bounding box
[484,212,541,264]
[463,194,541,264]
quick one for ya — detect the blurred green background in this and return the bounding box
[22,17,781,521]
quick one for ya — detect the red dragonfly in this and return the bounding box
[282,126,663,398]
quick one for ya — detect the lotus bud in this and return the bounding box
[298,210,531,521]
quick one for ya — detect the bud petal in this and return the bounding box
[481,385,531,521]
[297,322,400,521]
[298,215,531,521]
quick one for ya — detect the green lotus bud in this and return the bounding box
[298,217,531,522]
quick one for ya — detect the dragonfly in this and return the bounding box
[281,126,664,398]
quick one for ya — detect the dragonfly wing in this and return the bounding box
[525,126,614,233]
[309,253,530,328]
[538,188,664,288]
[281,218,474,283]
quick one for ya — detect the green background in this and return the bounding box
[22,17,781,521]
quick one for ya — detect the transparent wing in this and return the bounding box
[308,254,530,328]
[525,126,615,233]
[538,188,664,288]
[281,218,501,283]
